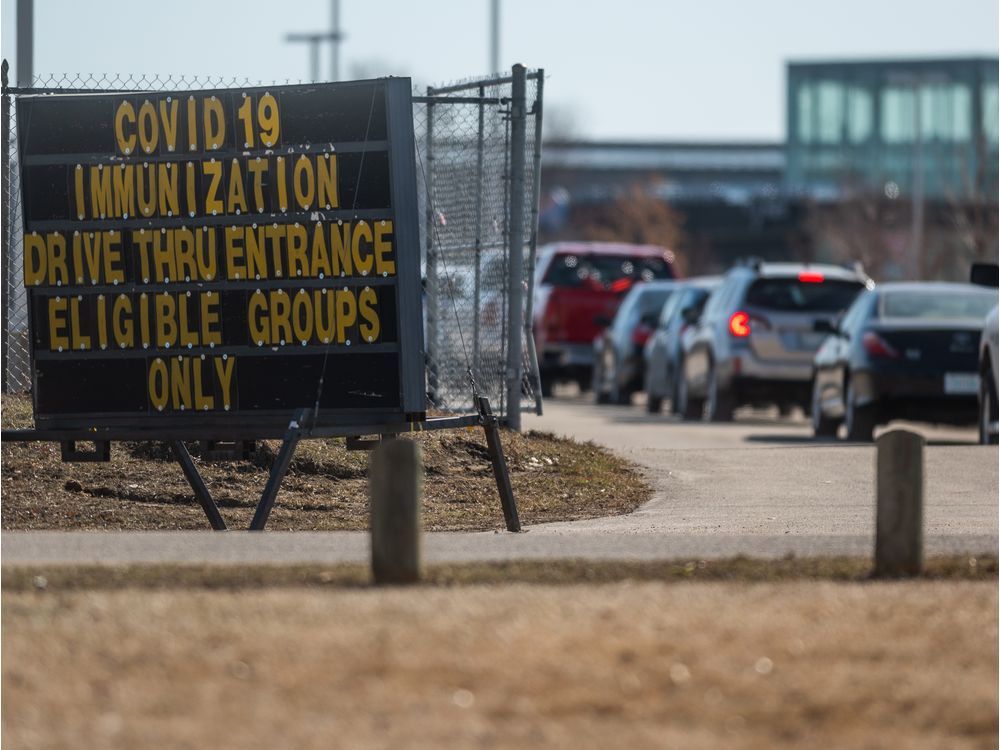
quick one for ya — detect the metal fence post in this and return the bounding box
[524,70,544,415]
[505,64,527,431]
[424,91,438,405]
[1,60,11,394]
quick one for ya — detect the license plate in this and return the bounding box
[944,372,979,395]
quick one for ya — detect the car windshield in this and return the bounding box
[542,253,673,290]
[881,289,997,321]
[745,278,864,312]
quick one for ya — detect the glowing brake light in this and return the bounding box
[729,311,751,337]
[862,331,898,359]
[798,270,825,283]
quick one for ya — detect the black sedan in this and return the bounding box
[811,282,998,441]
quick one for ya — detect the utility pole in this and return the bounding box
[490,0,500,75]
[286,0,344,83]
[16,0,33,87]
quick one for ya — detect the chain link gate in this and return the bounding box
[1,64,544,427]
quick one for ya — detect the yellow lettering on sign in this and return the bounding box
[48,296,69,351]
[159,98,179,152]
[275,156,288,212]
[156,293,178,347]
[203,160,223,216]
[225,226,246,279]
[152,231,177,282]
[336,289,357,343]
[80,232,102,284]
[96,294,109,349]
[269,291,292,344]
[170,356,193,410]
[309,223,332,278]
[103,231,125,284]
[137,163,156,217]
[264,224,284,277]
[23,233,46,286]
[286,223,308,278]
[248,290,269,345]
[114,101,137,155]
[139,292,152,347]
[89,166,113,219]
[245,225,267,280]
[157,163,179,217]
[46,233,69,286]
[193,358,213,411]
[293,155,314,210]
[317,154,338,208]
[178,294,198,348]
[112,294,133,348]
[246,157,267,212]
[133,230,153,283]
[185,162,198,217]
[291,290,313,343]
[214,356,236,411]
[113,164,136,218]
[200,292,221,346]
[137,100,159,154]
[314,290,335,343]
[203,96,225,150]
[330,223,351,276]
[148,358,169,410]
[69,296,91,350]
[73,165,85,219]
[358,287,380,342]
[196,228,217,280]
[375,221,396,276]
[258,93,280,147]
[174,228,197,281]
[226,159,247,214]
[352,221,374,275]
[186,96,198,151]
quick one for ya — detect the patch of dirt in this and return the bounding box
[1,394,650,531]
[2,580,996,749]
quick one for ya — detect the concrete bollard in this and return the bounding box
[369,439,422,584]
[874,429,925,577]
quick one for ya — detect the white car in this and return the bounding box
[979,304,998,445]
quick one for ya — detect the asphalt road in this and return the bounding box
[3,393,997,565]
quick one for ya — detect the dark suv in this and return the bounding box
[678,261,870,421]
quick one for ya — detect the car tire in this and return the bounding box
[811,378,839,438]
[706,364,735,423]
[979,363,999,445]
[677,371,703,421]
[611,382,632,406]
[844,378,875,442]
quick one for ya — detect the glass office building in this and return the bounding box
[786,58,998,200]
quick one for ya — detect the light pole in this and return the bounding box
[490,0,500,75]
[286,0,344,83]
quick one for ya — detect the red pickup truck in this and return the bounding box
[533,242,677,395]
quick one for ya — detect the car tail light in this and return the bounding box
[862,331,899,359]
[729,311,751,337]
[632,323,653,347]
[798,270,825,283]
[609,277,633,294]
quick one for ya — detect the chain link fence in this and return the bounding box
[1,66,543,426]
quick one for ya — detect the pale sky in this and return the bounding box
[2,0,997,141]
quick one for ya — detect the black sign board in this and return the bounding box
[16,78,425,436]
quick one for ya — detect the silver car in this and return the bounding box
[678,260,871,421]
[979,304,999,444]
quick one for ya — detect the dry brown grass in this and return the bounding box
[1,394,649,531]
[3,579,996,749]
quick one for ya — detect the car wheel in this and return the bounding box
[706,364,734,423]
[669,366,682,415]
[844,378,875,442]
[677,371,703,421]
[980,364,999,445]
[811,378,839,438]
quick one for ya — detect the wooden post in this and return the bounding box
[875,429,925,577]
[369,439,422,584]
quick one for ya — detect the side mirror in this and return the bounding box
[681,306,700,325]
[971,262,999,288]
[593,314,612,329]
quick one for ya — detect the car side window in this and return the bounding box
[659,292,682,327]
[703,277,734,321]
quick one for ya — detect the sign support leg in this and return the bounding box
[171,441,228,531]
[477,396,521,532]
[248,409,307,531]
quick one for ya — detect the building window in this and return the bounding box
[919,83,971,143]
[797,82,814,144]
[817,81,844,144]
[983,82,999,146]
[847,86,873,143]
[881,87,916,143]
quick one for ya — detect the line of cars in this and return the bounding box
[533,241,1000,444]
